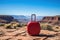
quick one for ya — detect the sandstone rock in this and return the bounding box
[40,30,57,35]
[45,36,60,40]
[0,30,5,37]
[0,26,60,40]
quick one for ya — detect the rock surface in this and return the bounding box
[0,26,60,40]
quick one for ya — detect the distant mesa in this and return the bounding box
[40,15,60,25]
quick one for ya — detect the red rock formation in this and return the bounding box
[40,16,60,24]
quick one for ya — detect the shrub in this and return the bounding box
[17,24,22,27]
[41,24,53,31]
[41,25,47,30]
[0,24,4,26]
[6,25,12,29]
[21,23,27,26]
[47,25,53,31]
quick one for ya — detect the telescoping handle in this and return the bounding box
[31,14,36,22]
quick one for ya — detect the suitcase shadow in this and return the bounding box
[32,34,55,37]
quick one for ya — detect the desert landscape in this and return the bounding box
[0,15,60,40]
[0,0,60,40]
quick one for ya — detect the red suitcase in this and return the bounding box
[27,14,41,36]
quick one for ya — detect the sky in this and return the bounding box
[0,0,60,16]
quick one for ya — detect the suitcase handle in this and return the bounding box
[31,14,36,22]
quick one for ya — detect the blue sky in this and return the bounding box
[0,0,60,16]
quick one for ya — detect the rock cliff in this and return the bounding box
[0,15,14,23]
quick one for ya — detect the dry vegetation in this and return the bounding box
[40,23,60,32]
